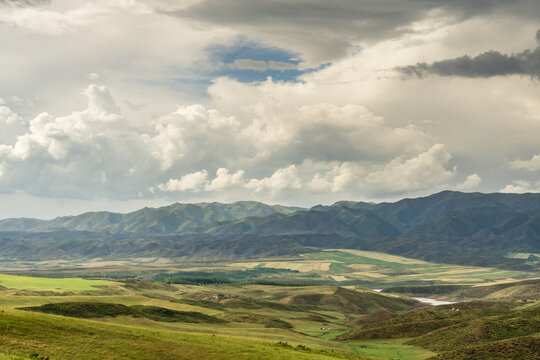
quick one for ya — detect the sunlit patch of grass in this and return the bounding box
[0,274,112,291]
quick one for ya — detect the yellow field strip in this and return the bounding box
[325,249,428,264]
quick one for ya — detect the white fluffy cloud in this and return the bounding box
[510,154,540,171]
[206,168,246,191]
[456,173,482,190]
[156,168,246,193]
[155,165,301,196]
[246,165,302,193]
[0,106,21,125]
[307,145,461,195]
[0,84,152,197]
[209,78,431,168]
[308,162,361,193]
[363,144,456,193]
[154,145,459,198]
[147,104,241,171]
[157,170,209,192]
[500,180,540,194]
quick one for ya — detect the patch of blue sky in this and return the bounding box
[169,39,331,98]
[206,38,325,83]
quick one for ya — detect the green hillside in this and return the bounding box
[339,301,540,360]
[0,309,363,360]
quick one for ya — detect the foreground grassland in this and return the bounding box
[0,309,366,360]
[0,273,429,359]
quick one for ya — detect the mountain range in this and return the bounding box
[0,191,539,270]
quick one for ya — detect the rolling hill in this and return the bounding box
[338,301,540,360]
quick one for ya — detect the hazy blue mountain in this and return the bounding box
[0,218,46,231]
[0,201,304,234]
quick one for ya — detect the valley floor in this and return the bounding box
[0,249,537,359]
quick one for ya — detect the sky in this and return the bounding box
[1,0,540,219]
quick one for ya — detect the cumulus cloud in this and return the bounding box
[0,84,151,197]
[397,31,540,78]
[206,168,245,191]
[456,173,482,190]
[157,170,209,192]
[308,162,361,193]
[363,144,456,193]
[500,180,540,193]
[0,105,21,125]
[213,78,432,166]
[5,84,120,162]
[147,104,241,172]
[305,145,458,195]
[509,154,540,171]
[153,144,458,199]
[246,165,302,193]
[155,166,301,195]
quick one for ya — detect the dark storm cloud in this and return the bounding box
[397,37,540,79]
[165,0,540,65]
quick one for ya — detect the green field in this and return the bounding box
[3,249,532,289]
[347,339,435,359]
[0,274,112,291]
[215,249,529,287]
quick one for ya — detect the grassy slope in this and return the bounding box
[0,309,364,360]
[0,275,427,358]
[339,301,540,360]
[433,336,540,360]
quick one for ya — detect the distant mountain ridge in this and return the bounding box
[0,201,304,234]
[0,191,539,269]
